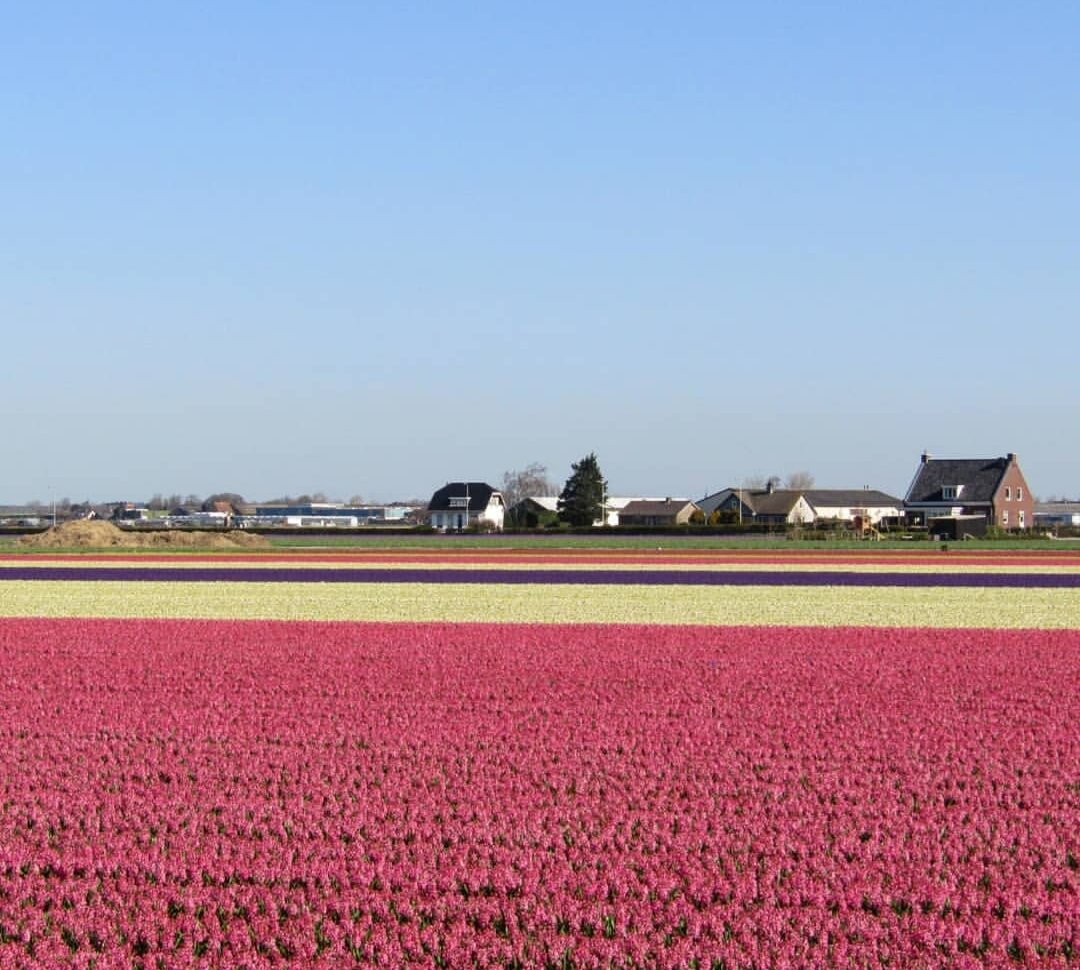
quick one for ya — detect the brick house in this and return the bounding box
[904,453,1033,529]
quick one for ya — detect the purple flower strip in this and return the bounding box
[2,566,1079,587]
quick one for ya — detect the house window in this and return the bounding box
[1019,510,1026,528]
[942,485,963,500]
[1004,487,1011,500]
[1002,510,1009,526]
[1017,487,1023,501]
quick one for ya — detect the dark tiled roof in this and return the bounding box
[803,489,902,508]
[619,499,696,517]
[905,457,1011,504]
[428,482,500,513]
[696,489,737,516]
[744,490,804,516]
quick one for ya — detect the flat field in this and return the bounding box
[0,550,1076,968]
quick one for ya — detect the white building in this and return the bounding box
[427,482,505,531]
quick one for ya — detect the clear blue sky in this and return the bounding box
[3,2,1078,503]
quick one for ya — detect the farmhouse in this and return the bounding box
[617,498,700,527]
[904,452,1033,529]
[699,485,814,525]
[699,485,901,527]
[428,482,505,531]
[802,489,903,527]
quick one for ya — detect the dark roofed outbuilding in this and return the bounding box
[617,499,699,527]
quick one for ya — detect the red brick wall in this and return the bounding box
[993,459,1034,528]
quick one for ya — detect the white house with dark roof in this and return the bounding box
[428,482,505,531]
[697,484,902,527]
[802,489,903,526]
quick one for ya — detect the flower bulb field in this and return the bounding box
[1,548,1077,968]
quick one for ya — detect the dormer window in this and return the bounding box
[942,485,962,500]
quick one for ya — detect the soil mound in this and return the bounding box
[18,520,270,550]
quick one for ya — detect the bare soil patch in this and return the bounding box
[18,520,270,550]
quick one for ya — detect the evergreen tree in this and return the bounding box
[558,453,608,527]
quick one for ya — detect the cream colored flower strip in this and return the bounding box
[2,580,1079,628]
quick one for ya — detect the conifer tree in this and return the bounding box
[558,453,607,527]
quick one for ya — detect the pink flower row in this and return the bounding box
[0,618,1075,968]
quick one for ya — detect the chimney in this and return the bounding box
[921,451,931,464]
[1006,452,1016,463]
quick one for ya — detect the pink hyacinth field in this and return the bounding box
[0,549,1077,968]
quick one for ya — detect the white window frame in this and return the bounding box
[1002,509,1009,526]
[1004,486,1011,500]
[1019,510,1026,528]
[1017,487,1023,501]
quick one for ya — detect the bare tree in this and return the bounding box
[502,462,556,522]
[785,471,815,490]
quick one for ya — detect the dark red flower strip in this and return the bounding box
[0,618,1076,967]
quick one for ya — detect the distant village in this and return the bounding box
[4,452,1080,538]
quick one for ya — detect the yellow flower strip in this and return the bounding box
[3,580,1080,628]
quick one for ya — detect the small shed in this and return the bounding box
[927,515,988,540]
